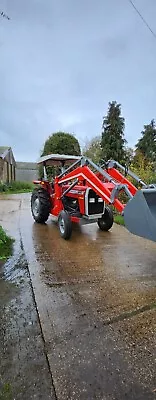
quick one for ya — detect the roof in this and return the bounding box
[37,153,81,166]
[0,146,16,166]
[16,162,37,170]
[0,146,10,158]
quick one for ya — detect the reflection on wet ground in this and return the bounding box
[32,220,156,321]
[0,195,55,399]
[0,194,156,399]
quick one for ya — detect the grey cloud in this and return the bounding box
[0,0,156,161]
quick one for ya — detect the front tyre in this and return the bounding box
[31,188,51,223]
[98,206,114,231]
[58,211,72,240]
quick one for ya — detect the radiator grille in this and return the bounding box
[87,189,104,215]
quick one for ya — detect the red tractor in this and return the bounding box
[31,154,156,242]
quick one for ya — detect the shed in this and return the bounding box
[0,147,16,183]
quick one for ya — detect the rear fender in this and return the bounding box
[33,180,52,195]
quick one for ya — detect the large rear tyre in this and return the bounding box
[31,188,51,223]
[58,211,72,240]
[98,206,114,231]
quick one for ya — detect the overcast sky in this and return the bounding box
[0,0,156,161]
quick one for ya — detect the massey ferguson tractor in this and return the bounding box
[31,154,156,241]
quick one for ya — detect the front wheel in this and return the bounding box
[98,206,114,231]
[58,211,72,240]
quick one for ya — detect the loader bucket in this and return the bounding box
[124,188,156,242]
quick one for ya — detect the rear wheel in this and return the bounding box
[31,188,51,223]
[98,206,114,231]
[58,210,72,240]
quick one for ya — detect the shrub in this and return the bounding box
[131,152,156,185]
[0,226,14,260]
[0,181,34,193]
[0,182,8,192]
[131,164,156,186]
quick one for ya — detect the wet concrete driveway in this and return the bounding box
[0,193,156,399]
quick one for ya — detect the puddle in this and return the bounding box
[0,241,54,399]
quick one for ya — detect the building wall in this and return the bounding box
[0,160,9,182]
[16,168,38,182]
[0,159,16,183]
[0,158,4,181]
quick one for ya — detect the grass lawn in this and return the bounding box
[0,226,14,261]
[0,189,33,194]
[114,214,125,226]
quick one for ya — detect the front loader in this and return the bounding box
[31,154,156,242]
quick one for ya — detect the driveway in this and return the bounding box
[0,193,156,399]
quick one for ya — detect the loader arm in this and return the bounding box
[57,157,156,242]
[58,165,126,213]
[107,168,137,196]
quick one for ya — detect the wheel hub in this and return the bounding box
[59,217,65,234]
[33,198,40,217]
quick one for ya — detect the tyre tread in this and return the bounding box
[58,210,72,240]
[31,187,51,223]
[98,206,114,231]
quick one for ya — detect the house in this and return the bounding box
[16,162,38,182]
[0,146,16,183]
